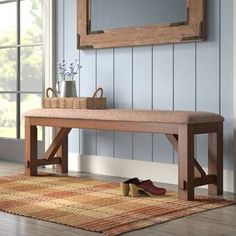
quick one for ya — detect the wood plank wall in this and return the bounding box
[56,0,233,169]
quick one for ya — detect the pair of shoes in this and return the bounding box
[120,178,166,197]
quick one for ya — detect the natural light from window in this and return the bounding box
[0,0,43,140]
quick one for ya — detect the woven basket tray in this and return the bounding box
[42,87,106,109]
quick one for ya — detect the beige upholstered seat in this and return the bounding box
[25,109,224,124]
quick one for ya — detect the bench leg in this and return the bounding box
[178,124,195,201]
[208,123,223,195]
[56,127,68,174]
[25,118,38,176]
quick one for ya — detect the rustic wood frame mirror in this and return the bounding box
[77,0,205,49]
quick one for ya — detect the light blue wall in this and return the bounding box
[56,0,234,170]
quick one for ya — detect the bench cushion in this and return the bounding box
[24,109,224,124]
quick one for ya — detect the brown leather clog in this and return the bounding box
[129,179,166,197]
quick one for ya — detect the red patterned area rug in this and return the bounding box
[0,175,235,235]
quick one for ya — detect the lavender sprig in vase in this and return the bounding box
[57,59,82,97]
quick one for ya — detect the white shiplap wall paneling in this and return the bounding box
[114,47,133,159]
[79,50,97,155]
[96,49,114,157]
[174,43,196,111]
[153,44,174,164]
[56,0,234,171]
[133,46,153,161]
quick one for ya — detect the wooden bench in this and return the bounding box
[24,108,224,201]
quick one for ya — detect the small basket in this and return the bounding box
[74,88,106,109]
[42,87,106,109]
[42,88,59,108]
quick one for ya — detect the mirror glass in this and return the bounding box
[91,0,187,32]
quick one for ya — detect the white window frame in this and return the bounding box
[43,0,56,150]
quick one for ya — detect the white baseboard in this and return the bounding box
[68,153,234,193]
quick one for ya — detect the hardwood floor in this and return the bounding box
[0,161,235,236]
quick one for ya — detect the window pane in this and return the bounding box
[21,46,43,92]
[0,2,16,46]
[21,0,43,44]
[0,48,17,91]
[0,93,16,138]
[20,93,42,140]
